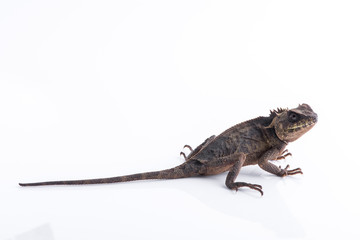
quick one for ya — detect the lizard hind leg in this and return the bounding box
[225,154,263,196]
[180,145,193,161]
[180,135,216,161]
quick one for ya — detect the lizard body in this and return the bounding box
[19,104,318,195]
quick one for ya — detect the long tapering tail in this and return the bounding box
[19,161,202,187]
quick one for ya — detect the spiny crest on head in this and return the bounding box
[270,107,288,118]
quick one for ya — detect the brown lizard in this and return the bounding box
[19,104,318,195]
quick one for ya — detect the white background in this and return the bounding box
[1,1,359,239]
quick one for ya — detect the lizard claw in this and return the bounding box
[276,149,292,160]
[282,149,289,155]
[183,145,193,152]
[286,167,303,175]
[180,152,187,159]
[279,165,303,176]
[180,145,194,160]
[231,182,263,196]
[180,145,194,161]
[245,184,264,196]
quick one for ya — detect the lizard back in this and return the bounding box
[191,116,284,165]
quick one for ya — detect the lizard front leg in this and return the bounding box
[224,153,263,195]
[258,148,303,177]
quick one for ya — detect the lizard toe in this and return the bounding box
[183,145,193,152]
[286,168,303,175]
[230,182,264,196]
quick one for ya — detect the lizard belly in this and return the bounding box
[202,164,233,176]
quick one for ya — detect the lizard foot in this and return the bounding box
[228,182,263,196]
[276,149,292,160]
[180,145,193,160]
[278,165,303,176]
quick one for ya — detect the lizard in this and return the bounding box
[19,103,318,195]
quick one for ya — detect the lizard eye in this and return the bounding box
[288,112,299,122]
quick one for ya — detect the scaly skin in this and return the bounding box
[19,104,318,195]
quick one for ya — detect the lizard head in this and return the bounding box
[268,104,318,142]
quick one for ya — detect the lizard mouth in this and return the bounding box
[288,117,317,132]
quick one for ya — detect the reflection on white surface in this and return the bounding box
[10,224,53,240]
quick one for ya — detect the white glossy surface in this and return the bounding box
[1,1,359,239]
